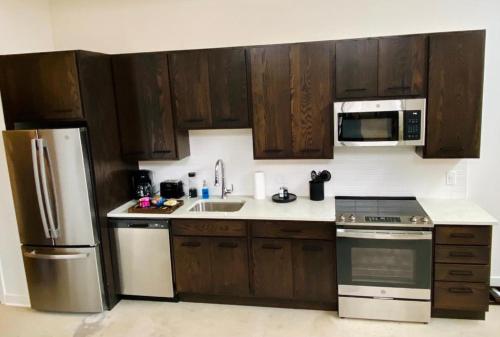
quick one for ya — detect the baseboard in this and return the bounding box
[3,293,30,307]
[491,276,500,287]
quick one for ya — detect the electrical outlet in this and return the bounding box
[446,170,457,185]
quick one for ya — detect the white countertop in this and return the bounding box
[107,196,497,226]
[417,198,498,226]
[107,195,336,222]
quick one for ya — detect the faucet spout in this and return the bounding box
[214,159,233,199]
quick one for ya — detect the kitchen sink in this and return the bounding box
[189,200,245,212]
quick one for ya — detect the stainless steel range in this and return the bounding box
[335,196,433,323]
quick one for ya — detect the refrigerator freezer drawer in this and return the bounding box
[22,246,104,313]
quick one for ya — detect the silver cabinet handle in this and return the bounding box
[37,139,59,239]
[337,228,432,240]
[31,139,51,239]
[23,250,89,260]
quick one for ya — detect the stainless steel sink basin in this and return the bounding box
[189,200,245,212]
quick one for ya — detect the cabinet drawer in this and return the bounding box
[435,245,489,265]
[435,264,489,283]
[435,226,491,245]
[434,281,489,311]
[172,219,247,237]
[251,221,334,240]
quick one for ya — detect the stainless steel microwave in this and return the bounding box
[333,98,426,147]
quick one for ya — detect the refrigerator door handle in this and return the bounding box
[23,250,89,260]
[38,138,59,239]
[31,139,51,239]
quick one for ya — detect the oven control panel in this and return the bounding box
[365,216,401,223]
[403,110,421,140]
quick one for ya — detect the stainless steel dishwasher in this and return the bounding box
[111,219,174,298]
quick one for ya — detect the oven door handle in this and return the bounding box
[336,228,432,240]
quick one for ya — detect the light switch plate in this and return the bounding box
[446,170,457,185]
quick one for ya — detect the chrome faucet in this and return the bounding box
[214,159,233,199]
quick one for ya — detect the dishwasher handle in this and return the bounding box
[128,224,149,228]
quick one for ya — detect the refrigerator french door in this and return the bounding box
[3,128,105,313]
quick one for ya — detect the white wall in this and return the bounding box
[47,0,500,285]
[0,0,54,305]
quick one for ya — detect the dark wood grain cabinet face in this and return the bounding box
[335,39,378,99]
[169,48,249,129]
[248,43,333,159]
[173,236,213,294]
[169,50,212,129]
[292,240,336,302]
[378,35,427,97]
[112,53,190,161]
[248,45,292,158]
[252,238,294,299]
[208,48,249,128]
[0,52,84,128]
[290,42,334,158]
[210,237,250,296]
[421,30,485,158]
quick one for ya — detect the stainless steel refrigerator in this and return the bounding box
[3,128,105,313]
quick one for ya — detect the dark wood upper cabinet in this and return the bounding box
[208,48,249,128]
[335,39,378,99]
[168,47,249,129]
[248,45,292,159]
[290,42,334,158]
[419,30,485,158]
[378,35,428,97]
[0,52,84,128]
[112,53,189,161]
[168,50,212,129]
[248,43,334,159]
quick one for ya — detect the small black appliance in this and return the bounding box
[160,180,185,199]
[131,170,153,199]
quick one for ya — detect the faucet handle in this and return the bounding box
[224,184,234,194]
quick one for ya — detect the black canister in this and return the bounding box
[309,180,324,201]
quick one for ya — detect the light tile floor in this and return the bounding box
[1,300,499,337]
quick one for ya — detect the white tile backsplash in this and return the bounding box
[140,129,467,199]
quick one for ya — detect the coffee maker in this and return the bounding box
[131,170,153,199]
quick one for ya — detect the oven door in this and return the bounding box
[336,228,432,300]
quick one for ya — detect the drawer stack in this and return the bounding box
[433,225,492,319]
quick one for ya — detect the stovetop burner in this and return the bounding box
[335,196,433,228]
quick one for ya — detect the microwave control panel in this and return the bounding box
[403,110,422,140]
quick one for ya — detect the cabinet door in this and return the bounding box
[335,39,378,99]
[252,238,293,299]
[422,30,485,158]
[290,42,334,158]
[169,50,212,129]
[112,53,182,161]
[210,238,250,296]
[292,240,337,302]
[248,45,292,158]
[0,51,83,128]
[378,35,427,97]
[208,48,249,128]
[173,236,212,294]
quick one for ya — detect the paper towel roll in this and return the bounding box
[254,171,266,200]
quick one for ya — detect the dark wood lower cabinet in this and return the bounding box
[252,238,294,299]
[292,240,336,302]
[173,236,212,294]
[211,238,250,296]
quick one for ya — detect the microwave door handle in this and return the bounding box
[31,139,51,239]
[38,139,59,239]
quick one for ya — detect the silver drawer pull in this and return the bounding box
[23,250,89,260]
